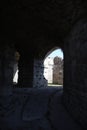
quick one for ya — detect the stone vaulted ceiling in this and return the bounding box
[1,0,87,56]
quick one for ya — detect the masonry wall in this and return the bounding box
[63,20,87,129]
[53,57,63,85]
[0,48,2,86]
[0,44,15,94]
[33,59,47,88]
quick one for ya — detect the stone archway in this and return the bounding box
[44,47,64,87]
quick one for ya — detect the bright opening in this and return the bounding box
[44,48,63,87]
[13,52,20,85]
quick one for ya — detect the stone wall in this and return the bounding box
[53,57,63,85]
[0,44,15,94]
[17,51,34,88]
[63,19,87,129]
[33,59,47,88]
[0,48,2,86]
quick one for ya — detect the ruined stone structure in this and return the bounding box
[1,0,87,129]
[53,56,63,85]
[44,56,63,85]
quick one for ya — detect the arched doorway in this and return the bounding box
[44,47,64,87]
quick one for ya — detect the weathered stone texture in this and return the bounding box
[0,50,2,85]
[63,20,87,129]
[0,88,81,130]
[1,0,87,129]
[53,57,63,85]
[18,52,34,87]
[0,44,15,94]
[33,59,47,88]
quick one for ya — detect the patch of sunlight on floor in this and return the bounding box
[48,84,63,87]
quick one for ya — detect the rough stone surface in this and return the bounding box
[0,44,15,94]
[18,52,34,87]
[33,59,47,88]
[1,1,87,129]
[63,19,87,129]
[53,57,63,85]
[0,87,82,130]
